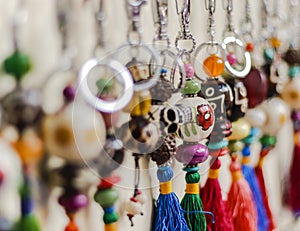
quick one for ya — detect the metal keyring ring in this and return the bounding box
[192,41,225,81]
[113,42,161,92]
[222,36,251,78]
[149,48,186,92]
[78,58,134,113]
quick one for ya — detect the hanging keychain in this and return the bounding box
[191,1,234,230]
[172,1,215,231]
[280,0,300,219]
[1,1,44,230]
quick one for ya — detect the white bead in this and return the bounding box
[244,108,267,128]
[281,78,300,110]
[135,193,147,205]
[125,200,143,215]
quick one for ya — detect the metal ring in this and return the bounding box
[113,42,161,91]
[78,58,134,113]
[175,35,196,54]
[222,36,251,78]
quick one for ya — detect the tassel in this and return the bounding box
[227,155,257,231]
[176,143,209,231]
[201,158,234,231]
[289,143,300,215]
[255,135,277,230]
[154,164,190,231]
[242,145,269,231]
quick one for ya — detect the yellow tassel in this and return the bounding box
[242,156,250,165]
[232,171,243,182]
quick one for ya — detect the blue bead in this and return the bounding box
[157,165,174,182]
[161,68,167,74]
[21,196,33,215]
[242,145,251,156]
[103,206,115,214]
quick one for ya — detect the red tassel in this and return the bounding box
[289,144,300,215]
[255,147,276,231]
[227,156,257,231]
[201,158,234,231]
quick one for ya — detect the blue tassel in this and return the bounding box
[242,146,269,231]
[155,192,190,231]
[154,165,190,231]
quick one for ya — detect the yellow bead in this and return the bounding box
[228,118,251,141]
[123,91,152,116]
[203,55,225,78]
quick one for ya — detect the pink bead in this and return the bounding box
[184,63,195,78]
[227,53,237,66]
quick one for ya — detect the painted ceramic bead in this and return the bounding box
[135,191,147,205]
[126,58,150,83]
[281,78,300,110]
[1,89,43,131]
[203,55,225,78]
[125,199,143,215]
[226,79,248,122]
[176,143,209,165]
[199,78,233,120]
[209,119,232,142]
[177,97,215,142]
[259,97,290,135]
[150,70,174,104]
[43,102,106,162]
[242,68,267,108]
[227,118,251,141]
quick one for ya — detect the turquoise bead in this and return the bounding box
[263,48,275,63]
[94,188,119,207]
[289,66,300,78]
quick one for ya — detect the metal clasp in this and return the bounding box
[152,0,169,45]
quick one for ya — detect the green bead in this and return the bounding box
[103,212,119,224]
[289,66,300,78]
[260,135,276,146]
[263,48,275,63]
[94,189,119,207]
[96,78,113,94]
[13,214,41,231]
[228,140,244,152]
[182,79,201,95]
[3,50,32,80]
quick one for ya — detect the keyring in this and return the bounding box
[222,35,251,78]
[113,43,161,92]
[78,58,134,113]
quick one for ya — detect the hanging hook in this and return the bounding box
[152,0,169,45]
[127,0,147,45]
[223,0,235,33]
[95,0,105,49]
[205,0,216,14]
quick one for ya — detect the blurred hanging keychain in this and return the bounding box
[280,0,300,219]
[1,1,44,230]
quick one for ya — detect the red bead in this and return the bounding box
[98,175,121,189]
[245,43,254,52]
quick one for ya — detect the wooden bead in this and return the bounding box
[242,68,267,108]
[203,55,225,78]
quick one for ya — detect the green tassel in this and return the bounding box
[13,214,41,231]
[181,170,206,231]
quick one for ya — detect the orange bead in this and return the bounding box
[203,54,225,78]
[13,130,44,164]
[245,43,254,52]
[270,37,281,49]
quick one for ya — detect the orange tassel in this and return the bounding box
[227,156,257,231]
[65,214,79,231]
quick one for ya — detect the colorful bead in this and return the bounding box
[227,119,251,141]
[245,43,254,52]
[283,48,300,65]
[181,79,201,95]
[94,188,119,207]
[184,63,195,78]
[175,143,209,165]
[270,37,281,49]
[242,68,267,108]
[3,50,32,80]
[228,141,244,152]
[263,48,275,63]
[63,86,76,101]
[207,139,229,150]
[260,135,276,147]
[203,54,225,78]
[288,66,300,78]
[58,194,88,213]
[227,53,238,66]
[123,90,152,116]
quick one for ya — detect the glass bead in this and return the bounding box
[245,43,254,52]
[3,50,32,80]
[181,79,201,96]
[184,63,195,78]
[203,55,225,78]
[227,53,238,66]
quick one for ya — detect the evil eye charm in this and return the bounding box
[177,97,215,142]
